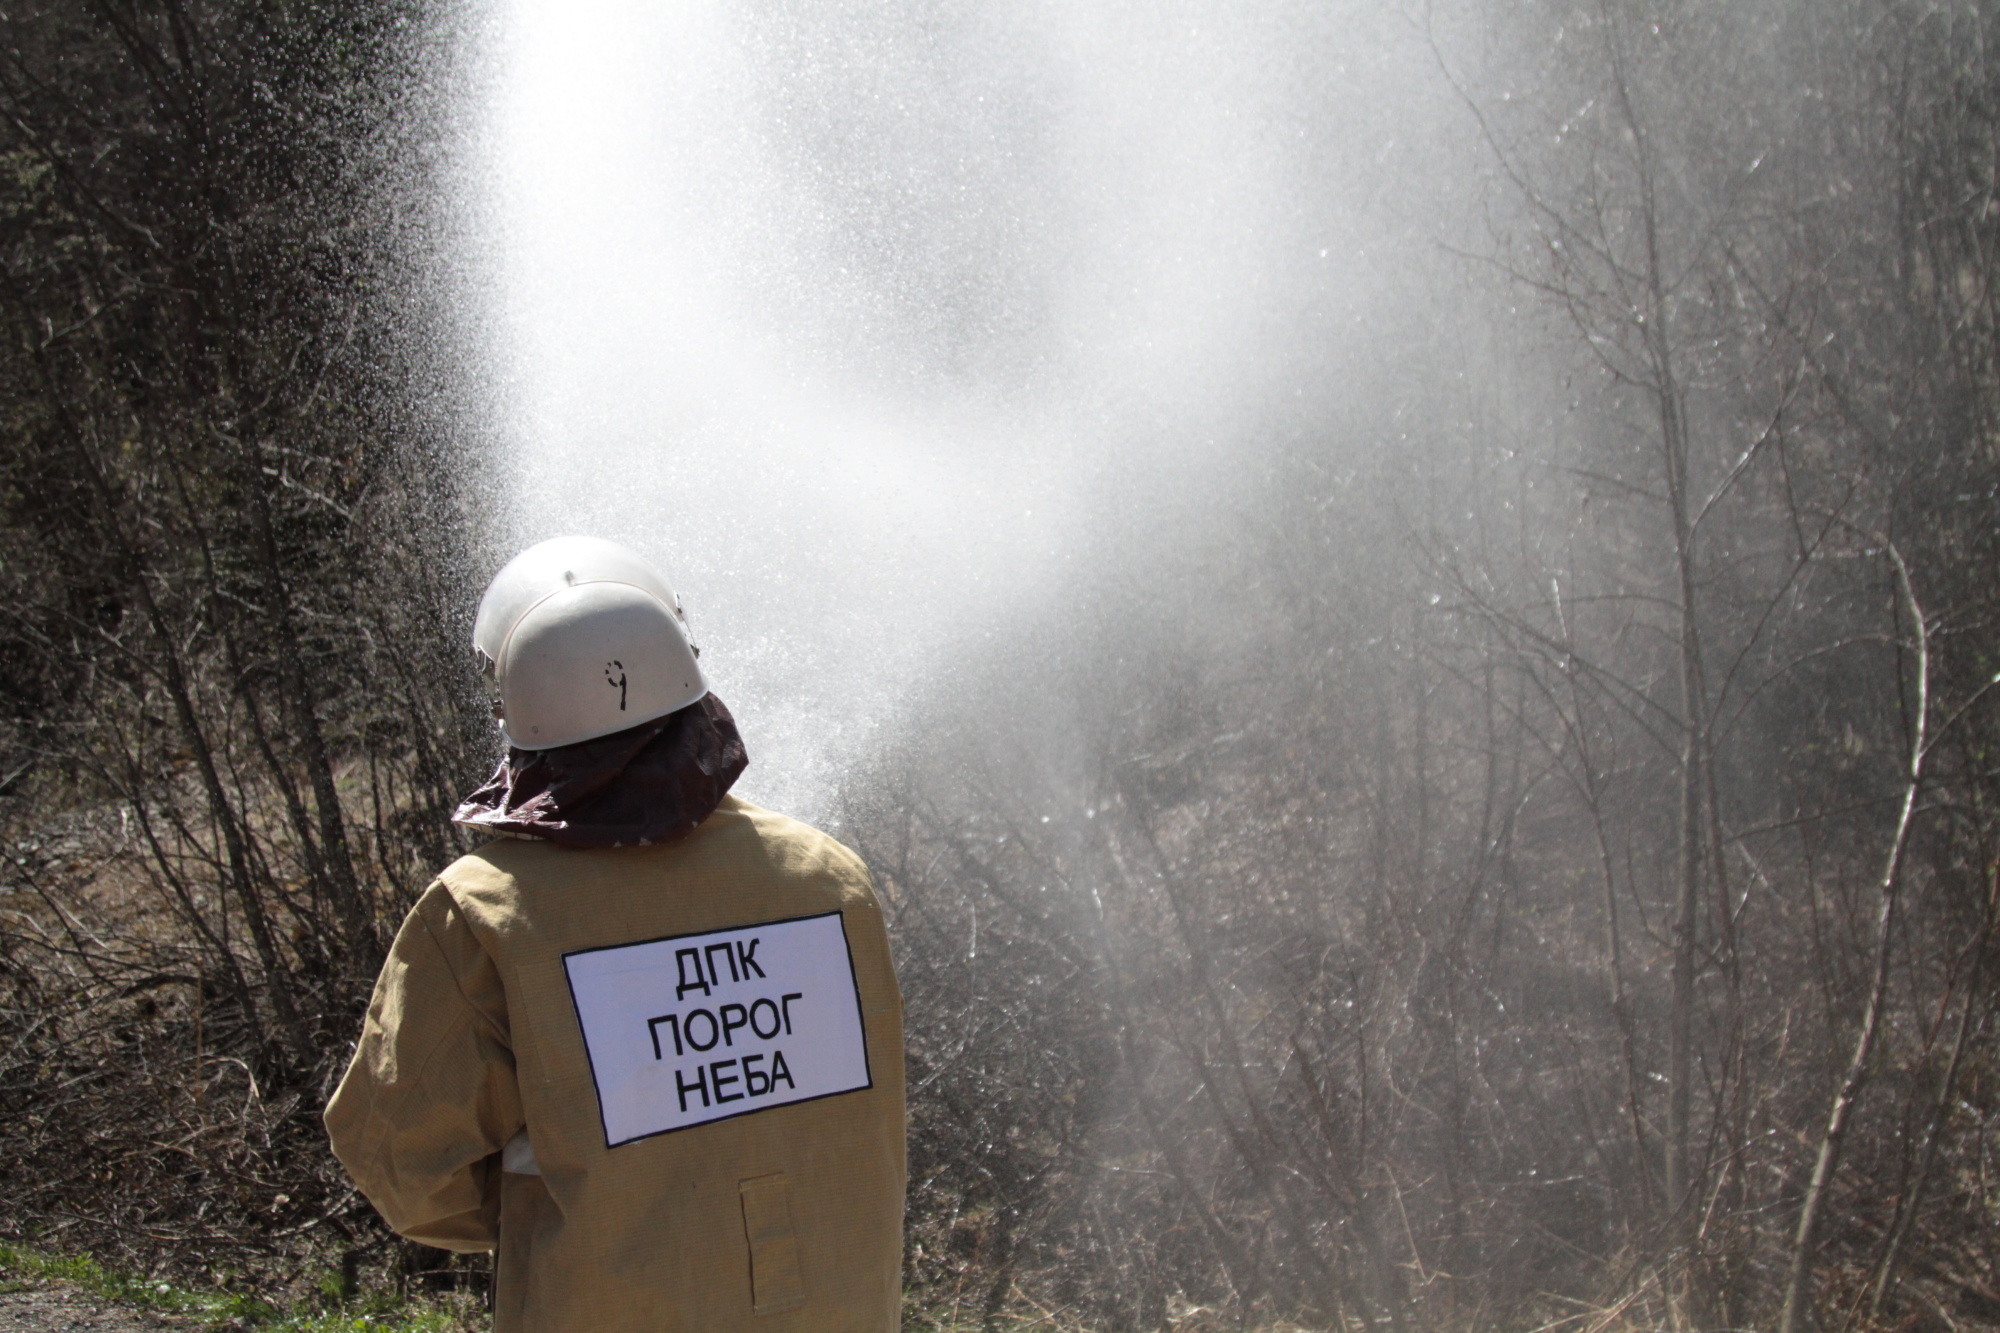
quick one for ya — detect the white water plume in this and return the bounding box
[478,0,1450,819]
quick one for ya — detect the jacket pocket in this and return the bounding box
[739,1173,806,1314]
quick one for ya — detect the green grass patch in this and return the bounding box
[0,1242,481,1332]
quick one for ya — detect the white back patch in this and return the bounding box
[563,910,872,1146]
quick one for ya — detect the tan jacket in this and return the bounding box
[325,797,905,1333]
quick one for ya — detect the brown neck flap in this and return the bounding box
[452,693,749,849]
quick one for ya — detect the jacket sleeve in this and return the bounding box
[324,881,523,1252]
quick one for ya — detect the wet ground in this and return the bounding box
[0,1284,171,1333]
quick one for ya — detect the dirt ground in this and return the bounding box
[0,1283,173,1333]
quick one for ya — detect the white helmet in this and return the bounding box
[473,536,708,751]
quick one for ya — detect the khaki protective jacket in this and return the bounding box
[324,796,905,1333]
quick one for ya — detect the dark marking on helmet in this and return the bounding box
[606,660,627,710]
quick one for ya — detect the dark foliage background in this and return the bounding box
[0,0,493,1297]
[0,2,1995,1332]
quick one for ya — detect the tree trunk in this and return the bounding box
[1778,548,1928,1333]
